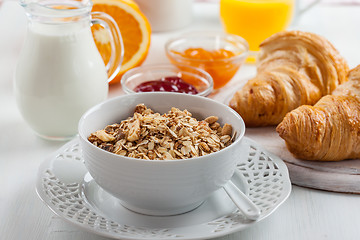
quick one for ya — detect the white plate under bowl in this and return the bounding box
[36,137,291,240]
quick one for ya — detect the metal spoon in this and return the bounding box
[223,175,261,220]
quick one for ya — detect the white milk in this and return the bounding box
[14,22,108,139]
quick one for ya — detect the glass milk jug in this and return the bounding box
[14,0,124,140]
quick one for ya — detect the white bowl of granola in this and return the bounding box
[78,92,246,216]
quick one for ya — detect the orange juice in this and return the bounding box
[220,0,294,52]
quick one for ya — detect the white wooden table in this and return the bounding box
[1,1,360,240]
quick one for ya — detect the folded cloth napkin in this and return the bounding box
[324,0,360,4]
[196,0,360,4]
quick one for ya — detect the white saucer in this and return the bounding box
[36,137,291,240]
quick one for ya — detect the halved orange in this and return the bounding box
[92,0,151,84]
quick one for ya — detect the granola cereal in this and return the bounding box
[88,104,235,160]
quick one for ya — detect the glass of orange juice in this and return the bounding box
[220,0,294,60]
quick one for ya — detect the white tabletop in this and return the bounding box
[1,1,360,240]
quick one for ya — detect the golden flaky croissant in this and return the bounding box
[230,30,349,127]
[276,66,360,161]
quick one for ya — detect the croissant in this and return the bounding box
[229,30,348,127]
[276,66,360,161]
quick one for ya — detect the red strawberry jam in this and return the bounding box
[134,76,198,94]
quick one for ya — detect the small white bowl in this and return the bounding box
[79,92,246,216]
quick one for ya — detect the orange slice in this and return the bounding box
[92,0,151,84]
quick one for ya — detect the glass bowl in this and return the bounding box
[165,32,249,89]
[121,64,213,97]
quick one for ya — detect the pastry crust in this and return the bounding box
[276,65,360,161]
[229,30,349,127]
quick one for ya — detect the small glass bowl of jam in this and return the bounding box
[121,64,213,96]
[165,32,249,89]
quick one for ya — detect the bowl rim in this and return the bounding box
[165,31,250,63]
[79,92,246,164]
[120,63,214,97]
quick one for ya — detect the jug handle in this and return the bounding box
[91,12,124,83]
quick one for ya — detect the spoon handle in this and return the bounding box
[223,180,261,220]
